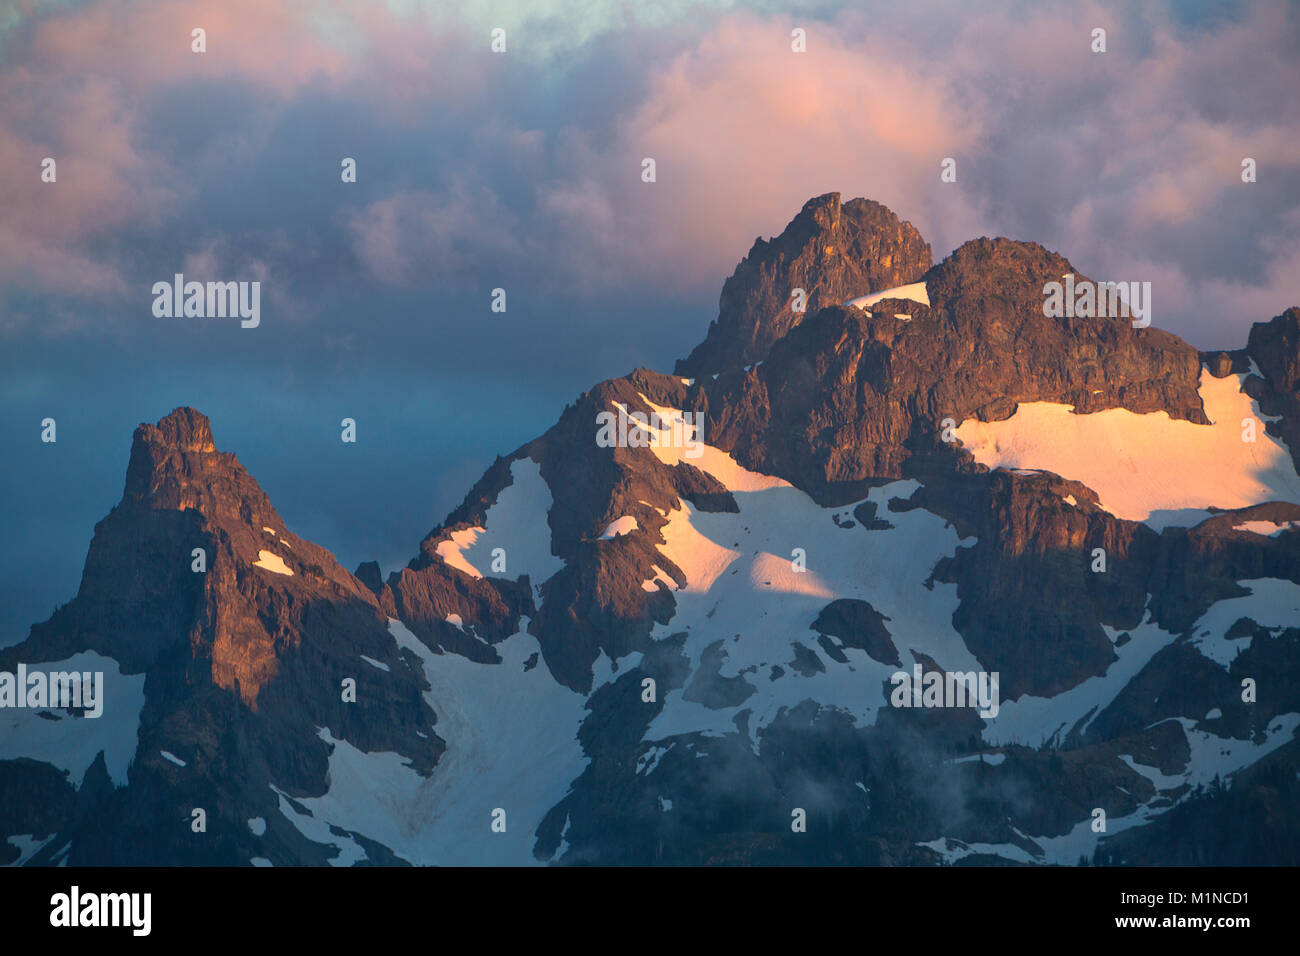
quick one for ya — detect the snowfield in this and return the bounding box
[843,281,931,312]
[0,651,144,787]
[274,619,628,866]
[433,457,565,595]
[953,371,1300,530]
[633,399,979,743]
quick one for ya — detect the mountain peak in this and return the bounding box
[676,193,931,377]
[797,190,844,223]
[123,406,225,506]
[142,406,217,454]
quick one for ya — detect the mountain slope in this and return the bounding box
[4,197,1299,867]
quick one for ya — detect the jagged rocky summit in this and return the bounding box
[3,195,1300,867]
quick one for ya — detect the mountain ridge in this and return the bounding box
[4,194,1300,867]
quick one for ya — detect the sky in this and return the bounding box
[1,0,1298,644]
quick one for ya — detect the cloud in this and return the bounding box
[345,178,525,285]
[540,2,1300,344]
[25,0,351,96]
[541,12,985,293]
[0,0,1295,355]
[0,0,474,305]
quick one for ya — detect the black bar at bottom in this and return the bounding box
[0,865,1276,942]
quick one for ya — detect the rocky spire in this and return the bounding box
[676,192,932,377]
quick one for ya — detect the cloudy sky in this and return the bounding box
[2,0,1297,642]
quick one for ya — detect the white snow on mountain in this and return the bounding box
[252,550,293,576]
[270,781,367,866]
[641,564,676,592]
[634,395,791,492]
[0,651,144,787]
[1234,520,1297,536]
[953,371,1300,530]
[619,394,1300,866]
[599,516,640,539]
[1187,577,1300,668]
[626,402,978,743]
[843,281,931,312]
[2,833,57,866]
[986,578,1300,746]
[1176,714,1300,786]
[924,712,1300,866]
[433,457,564,591]
[983,613,1178,749]
[279,619,626,866]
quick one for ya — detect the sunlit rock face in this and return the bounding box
[677,192,932,378]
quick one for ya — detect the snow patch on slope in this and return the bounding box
[271,781,366,866]
[925,710,1300,866]
[633,395,791,492]
[600,516,640,539]
[643,476,979,742]
[0,651,145,787]
[1234,520,1297,537]
[1187,578,1300,668]
[983,613,1178,748]
[253,550,293,576]
[952,371,1300,530]
[286,619,625,866]
[433,458,564,593]
[3,833,57,866]
[843,281,930,312]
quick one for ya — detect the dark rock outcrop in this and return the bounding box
[1,408,442,865]
[1246,306,1300,474]
[676,193,932,377]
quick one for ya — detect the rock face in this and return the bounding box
[676,193,932,377]
[1,408,440,865]
[1247,307,1300,475]
[4,196,1300,868]
[698,237,1208,505]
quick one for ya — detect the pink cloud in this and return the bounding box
[26,0,352,97]
[533,3,1298,351]
[0,0,478,299]
[346,180,523,284]
[0,0,1295,355]
[543,12,984,293]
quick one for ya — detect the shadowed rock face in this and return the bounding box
[1247,306,1300,474]
[74,408,383,702]
[676,192,932,377]
[1,408,442,865]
